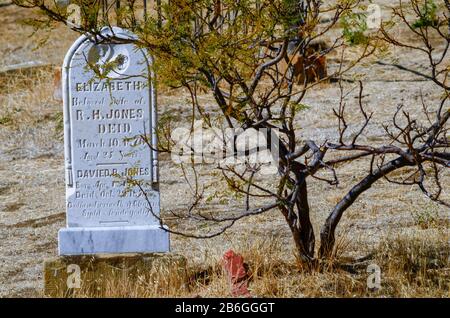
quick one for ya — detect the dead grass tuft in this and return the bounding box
[376,231,449,297]
[0,66,60,129]
[62,232,449,297]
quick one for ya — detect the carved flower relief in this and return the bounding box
[86,43,130,78]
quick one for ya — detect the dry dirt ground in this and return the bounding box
[0,2,448,297]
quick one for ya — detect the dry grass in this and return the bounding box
[61,232,448,298]
[0,2,448,298]
[0,66,64,162]
[1,66,447,298]
[58,256,190,298]
[2,64,449,299]
[0,66,60,128]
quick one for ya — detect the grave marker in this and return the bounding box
[58,27,169,255]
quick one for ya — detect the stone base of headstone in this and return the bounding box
[43,253,187,297]
[58,225,169,255]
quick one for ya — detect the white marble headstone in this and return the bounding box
[58,27,169,255]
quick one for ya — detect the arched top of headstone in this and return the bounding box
[63,27,153,82]
[63,26,139,67]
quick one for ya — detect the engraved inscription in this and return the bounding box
[64,30,159,227]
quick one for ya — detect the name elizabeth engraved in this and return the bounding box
[68,76,154,221]
[75,80,146,92]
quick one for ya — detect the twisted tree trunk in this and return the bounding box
[318,156,410,258]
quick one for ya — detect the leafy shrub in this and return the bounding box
[341,11,369,45]
[412,0,439,28]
